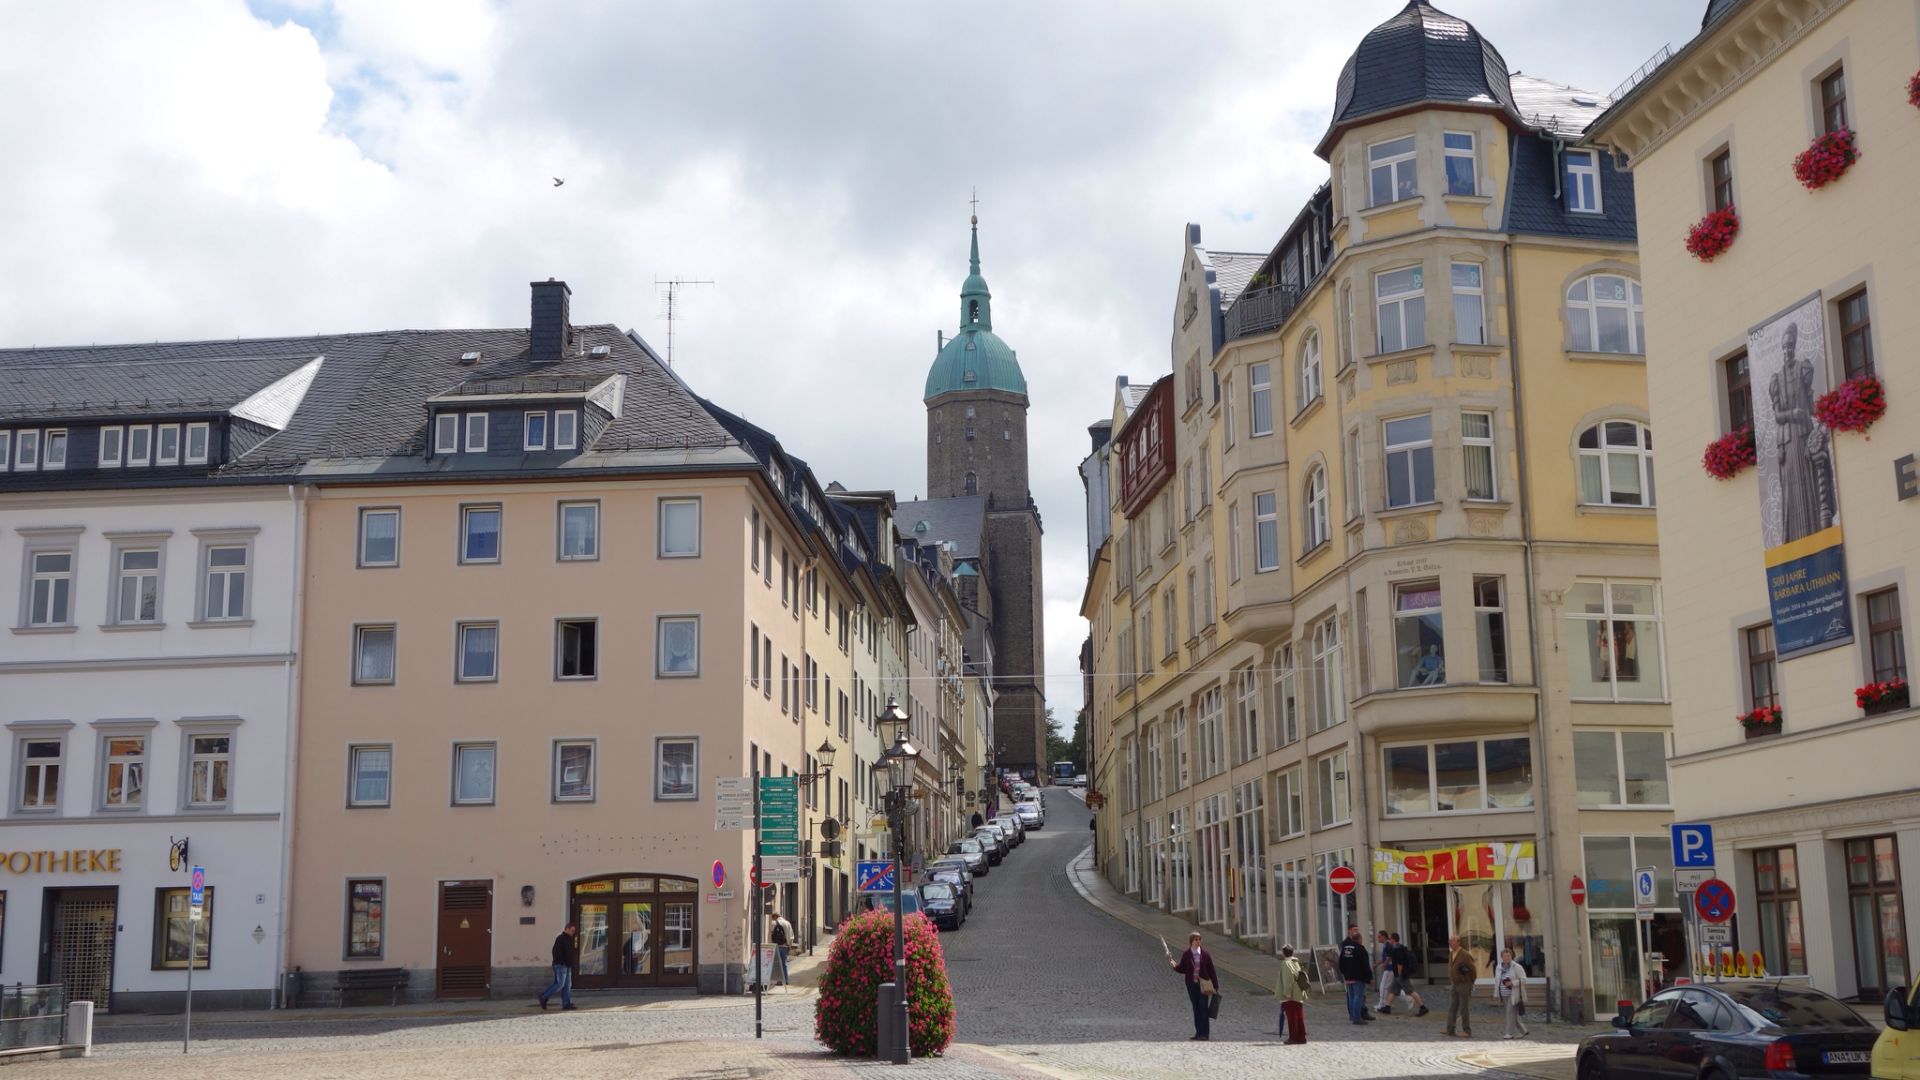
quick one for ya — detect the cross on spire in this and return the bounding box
[969,187,979,225]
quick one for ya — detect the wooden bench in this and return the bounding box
[336,967,410,1007]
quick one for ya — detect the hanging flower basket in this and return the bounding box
[1686,206,1740,261]
[1908,71,1920,110]
[1814,374,1887,435]
[1702,425,1757,480]
[1793,128,1861,189]
[1857,678,1910,716]
[1738,705,1783,737]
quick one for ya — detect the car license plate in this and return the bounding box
[1823,1050,1870,1063]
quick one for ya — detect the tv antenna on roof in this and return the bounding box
[655,276,714,368]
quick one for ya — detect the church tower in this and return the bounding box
[923,215,1048,779]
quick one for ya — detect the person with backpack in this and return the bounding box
[1379,932,1429,1016]
[770,912,794,987]
[1274,943,1309,1044]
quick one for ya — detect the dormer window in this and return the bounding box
[16,430,40,470]
[99,427,123,467]
[554,410,578,451]
[464,413,489,453]
[524,411,548,451]
[156,424,181,466]
[434,414,460,455]
[43,430,67,470]
[128,426,152,467]
[186,422,210,464]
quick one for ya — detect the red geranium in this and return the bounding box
[1857,678,1909,712]
[814,908,955,1058]
[1702,425,1756,480]
[1686,206,1740,261]
[1737,705,1782,730]
[1793,128,1860,189]
[1814,374,1887,435]
[1908,71,1920,110]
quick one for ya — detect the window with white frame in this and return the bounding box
[348,744,392,807]
[553,409,579,450]
[556,618,597,679]
[553,740,596,801]
[1142,721,1162,802]
[185,422,210,465]
[558,501,599,561]
[1309,614,1343,732]
[1232,779,1269,938]
[1340,283,1355,368]
[1577,420,1655,506]
[1393,580,1445,688]
[1316,849,1359,946]
[99,426,123,467]
[1383,735,1534,814]
[1376,266,1426,353]
[1171,707,1189,789]
[1223,377,1236,450]
[1227,506,1241,583]
[1444,132,1477,195]
[1383,414,1435,508]
[357,508,400,567]
[42,430,66,469]
[1344,428,1362,520]
[186,733,231,808]
[1315,749,1351,827]
[1276,856,1310,951]
[1162,585,1177,658]
[16,737,63,811]
[659,498,701,557]
[127,425,151,467]
[1462,411,1497,500]
[1304,467,1329,551]
[1274,644,1300,746]
[452,743,496,805]
[434,414,459,454]
[1368,135,1418,206]
[464,413,488,452]
[459,505,502,564]
[27,549,74,627]
[1564,149,1602,213]
[9,430,39,470]
[201,544,248,621]
[1572,729,1671,806]
[1235,667,1261,762]
[114,547,162,625]
[1452,262,1485,344]
[657,615,700,677]
[523,411,548,450]
[1298,332,1323,407]
[353,624,396,685]
[456,621,500,682]
[1564,580,1667,702]
[1273,767,1305,839]
[156,424,180,466]
[1203,556,1216,625]
[100,734,146,810]
[1474,576,1509,683]
[1254,491,1280,572]
[1249,362,1273,436]
[655,737,698,800]
[1566,275,1644,354]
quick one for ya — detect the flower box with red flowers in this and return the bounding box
[1738,705,1783,737]
[1857,678,1909,716]
[1702,425,1757,480]
[1793,128,1861,190]
[1909,71,1920,110]
[1814,374,1887,435]
[1686,206,1739,261]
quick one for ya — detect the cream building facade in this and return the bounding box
[1589,0,1918,1001]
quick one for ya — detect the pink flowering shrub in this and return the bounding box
[814,908,955,1057]
[1793,128,1860,189]
[1702,425,1756,480]
[1686,206,1739,261]
[1814,374,1887,435]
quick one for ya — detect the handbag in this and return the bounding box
[1198,978,1216,997]
[1207,991,1223,1020]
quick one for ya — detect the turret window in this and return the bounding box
[1444,132,1476,196]
[1368,136,1419,206]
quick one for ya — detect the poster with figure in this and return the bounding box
[1749,294,1852,658]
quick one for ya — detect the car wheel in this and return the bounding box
[1575,1055,1607,1080]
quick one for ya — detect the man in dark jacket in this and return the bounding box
[537,922,578,1011]
[1169,931,1218,1040]
[1337,924,1373,1024]
[1380,932,1429,1016]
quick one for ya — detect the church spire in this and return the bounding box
[959,210,992,332]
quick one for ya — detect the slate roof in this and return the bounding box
[1205,252,1265,312]
[1703,0,1743,27]
[896,495,988,561]
[1510,73,1612,137]
[1319,1,1521,156]
[0,344,334,424]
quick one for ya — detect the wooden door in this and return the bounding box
[436,881,492,999]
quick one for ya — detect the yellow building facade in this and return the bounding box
[1089,2,1677,1015]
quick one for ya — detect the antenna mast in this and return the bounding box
[655,276,714,368]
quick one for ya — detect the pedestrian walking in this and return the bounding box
[1380,933,1429,1016]
[1373,930,1395,1012]
[536,922,578,1011]
[1444,935,1477,1037]
[1274,944,1309,1045]
[770,911,795,987]
[1495,948,1531,1039]
[1169,931,1218,1041]
[1337,924,1374,1025]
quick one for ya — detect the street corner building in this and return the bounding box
[1082,1,1689,1020]
[0,276,988,1009]
[1588,0,1917,1002]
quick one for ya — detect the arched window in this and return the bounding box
[1577,420,1655,506]
[968,299,980,324]
[1303,466,1330,550]
[963,471,977,495]
[1566,274,1645,354]
[1299,332,1323,408]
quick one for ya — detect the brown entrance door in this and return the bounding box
[42,889,118,1011]
[436,881,492,999]
[570,876,699,989]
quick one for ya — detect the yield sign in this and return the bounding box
[1695,878,1736,923]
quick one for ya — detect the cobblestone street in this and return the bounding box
[15,792,1583,1079]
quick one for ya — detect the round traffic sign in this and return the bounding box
[1695,878,1736,923]
[1570,875,1587,906]
[712,860,726,889]
[1329,865,1358,896]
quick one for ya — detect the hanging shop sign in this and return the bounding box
[0,849,122,874]
[1370,841,1535,886]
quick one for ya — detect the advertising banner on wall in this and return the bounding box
[1750,294,1851,658]
[1370,841,1536,886]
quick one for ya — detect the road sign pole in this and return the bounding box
[182,915,193,1054]
[753,763,762,1039]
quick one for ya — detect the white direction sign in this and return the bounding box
[1633,865,1658,919]
[759,855,803,882]
[715,813,753,832]
[715,776,753,796]
[1676,868,1714,892]
[1701,922,1733,945]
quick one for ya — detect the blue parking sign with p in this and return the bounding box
[1671,823,1715,869]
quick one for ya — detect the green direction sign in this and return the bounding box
[759,776,800,855]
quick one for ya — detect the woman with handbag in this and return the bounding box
[1274,944,1309,1044]
[1169,931,1218,1041]
[1495,948,1530,1039]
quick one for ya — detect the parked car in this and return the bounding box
[868,890,923,916]
[923,868,972,916]
[971,827,1005,864]
[1877,981,1920,1079]
[992,814,1024,845]
[1575,981,1879,1080]
[1015,801,1042,829]
[948,838,988,874]
[919,882,964,930]
[1071,773,1088,788]
[976,823,1012,857]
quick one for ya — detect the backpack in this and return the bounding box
[771,921,788,945]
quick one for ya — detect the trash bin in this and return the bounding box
[1562,991,1586,1025]
[876,982,898,1058]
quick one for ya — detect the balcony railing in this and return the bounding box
[1223,285,1303,342]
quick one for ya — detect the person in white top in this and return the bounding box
[1494,948,1530,1039]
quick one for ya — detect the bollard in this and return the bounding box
[876,982,898,1058]
[1616,998,1634,1025]
[61,1000,94,1059]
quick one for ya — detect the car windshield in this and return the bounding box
[922,884,954,900]
[958,839,982,853]
[1721,984,1873,1030]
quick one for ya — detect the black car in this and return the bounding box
[923,868,972,916]
[1577,981,1880,1079]
[919,882,963,931]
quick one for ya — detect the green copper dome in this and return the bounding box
[924,217,1028,401]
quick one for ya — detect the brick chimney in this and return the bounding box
[529,279,572,364]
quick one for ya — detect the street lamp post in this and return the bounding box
[873,698,917,1065]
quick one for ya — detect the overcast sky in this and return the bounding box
[0,0,1705,722]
